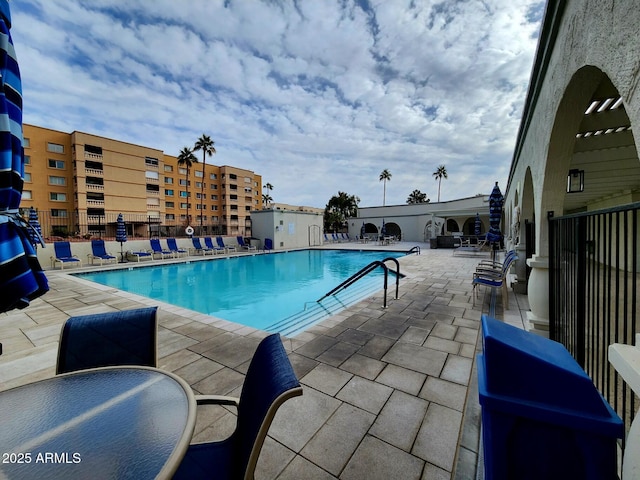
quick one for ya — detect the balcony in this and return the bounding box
[86,183,104,191]
[84,152,103,161]
[86,199,105,206]
[85,167,103,176]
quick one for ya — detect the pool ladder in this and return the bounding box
[317,257,401,309]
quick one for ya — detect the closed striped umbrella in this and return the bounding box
[486,182,504,245]
[0,1,48,312]
[27,207,43,248]
[116,213,127,262]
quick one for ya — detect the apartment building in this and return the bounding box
[21,124,262,238]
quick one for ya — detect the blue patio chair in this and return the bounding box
[173,333,303,480]
[56,307,158,374]
[52,241,82,269]
[472,253,518,309]
[150,238,174,259]
[88,239,117,265]
[204,236,225,254]
[236,236,257,251]
[192,237,215,255]
[126,250,152,262]
[167,238,188,257]
[264,238,274,252]
[216,236,236,253]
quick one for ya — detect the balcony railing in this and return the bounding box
[85,167,103,176]
[84,152,103,161]
[86,183,104,191]
[549,202,639,444]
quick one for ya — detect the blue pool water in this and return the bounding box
[76,249,403,333]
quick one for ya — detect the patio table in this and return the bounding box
[0,366,196,479]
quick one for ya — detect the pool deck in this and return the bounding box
[0,241,529,479]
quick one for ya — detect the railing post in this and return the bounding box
[576,216,586,368]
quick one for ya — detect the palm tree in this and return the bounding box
[177,147,198,226]
[193,134,216,231]
[379,169,392,206]
[433,165,448,202]
[263,183,274,208]
[407,189,429,204]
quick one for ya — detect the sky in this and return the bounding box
[9,0,545,208]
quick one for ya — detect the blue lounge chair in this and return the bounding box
[52,241,82,269]
[264,238,274,252]
[172,334,303,480]
[236,236,257,251]
[167,238,188,257]
[192,237,215,255]
[472,252,518,310]
[56,307,158,374]
[150,238,174,259]
[204,236,225,254]
[216,236,236,253]
[88,239,117,265]
[126,250,152,262]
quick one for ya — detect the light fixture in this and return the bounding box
[567,169,584,193]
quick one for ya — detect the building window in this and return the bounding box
[47,142,64,154]
[230,194,238,200]
[50,192,67,201]
[178,168,187,175]
[24,137,30,148]
[210,194,218,200]
[245,177,251,183]
[229,174,237,180]
[164,165,173,172]
[166,214,175,220]
[51,209,68,218]
[85,160,103,171]
[24,155,30,165]
[165,201,175,208]
[165,189,174,196]
[146,184,160,192]
[211,205,218,211]
[85,144,103,155]
[179,179,188,186]
[165,177,173,184]
[180,203,188,209]
[23,190,32,199]
[230,205,238,211]
[209,173,217,179]
[211,184,217,190]
[24,172,31,182]
[48,176,66,185]
[196,204,206,210]
[229,184,237,190]
[145,171,159,180]
[195,171,203,178]
[145,157,159,167]
[195,193,203,199]
[195,181,203,189]
[48,159,65,169]
[179,191,188,198]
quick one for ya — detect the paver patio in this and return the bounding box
[0,243,528,479]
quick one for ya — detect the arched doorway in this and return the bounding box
[384,222,401,239]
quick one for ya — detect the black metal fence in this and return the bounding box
[23,210,251,241]
[549,202,639,440]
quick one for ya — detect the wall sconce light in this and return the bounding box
[567,169,584,193]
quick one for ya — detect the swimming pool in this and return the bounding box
[76,249,404,333]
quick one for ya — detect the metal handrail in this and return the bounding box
[318,258,401,308]
[407,245,421,255]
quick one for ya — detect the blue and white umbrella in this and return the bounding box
[0,1,48,313]
[116,213,127,262]
[27,207,43,248]
[474,213,481,236]
[486,182,504,245]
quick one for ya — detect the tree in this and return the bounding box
[193,134,216,231]
[407,189,429,204]
[379,169,392,206]
[177,147,198,225]
[263,183,274,208]
[433,165,448,202]
[324,191,360,231]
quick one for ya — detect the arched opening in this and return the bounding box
[363,223,378,235]
[446,218,459,233]
[384,222,401,239]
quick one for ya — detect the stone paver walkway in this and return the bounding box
[0,243,528,479]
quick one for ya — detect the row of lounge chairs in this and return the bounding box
[51,236,260,269]
[324,233,357,243]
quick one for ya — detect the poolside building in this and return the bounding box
[21,124,263,239]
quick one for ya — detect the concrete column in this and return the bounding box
[526,255,550,337]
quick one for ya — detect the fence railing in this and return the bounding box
[549,202,639,442]
[22,210,250,240]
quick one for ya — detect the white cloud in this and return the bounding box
[10,0,544,207]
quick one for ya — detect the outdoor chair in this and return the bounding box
[88,239,117,266]
[126,250,152,262]
[236,236,257,251]
[172,333,303,480]
[204,236,226,254]
[51,241,82,269]
[56,307,158,374]
[192,237,215,255]
[264,238,274,252]
[475,249,517,275]
[150,238,174,259]
[472,253,518,310]
[216,236,236,253]
[167,238,188,257]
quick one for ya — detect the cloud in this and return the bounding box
[10,0,544,207]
